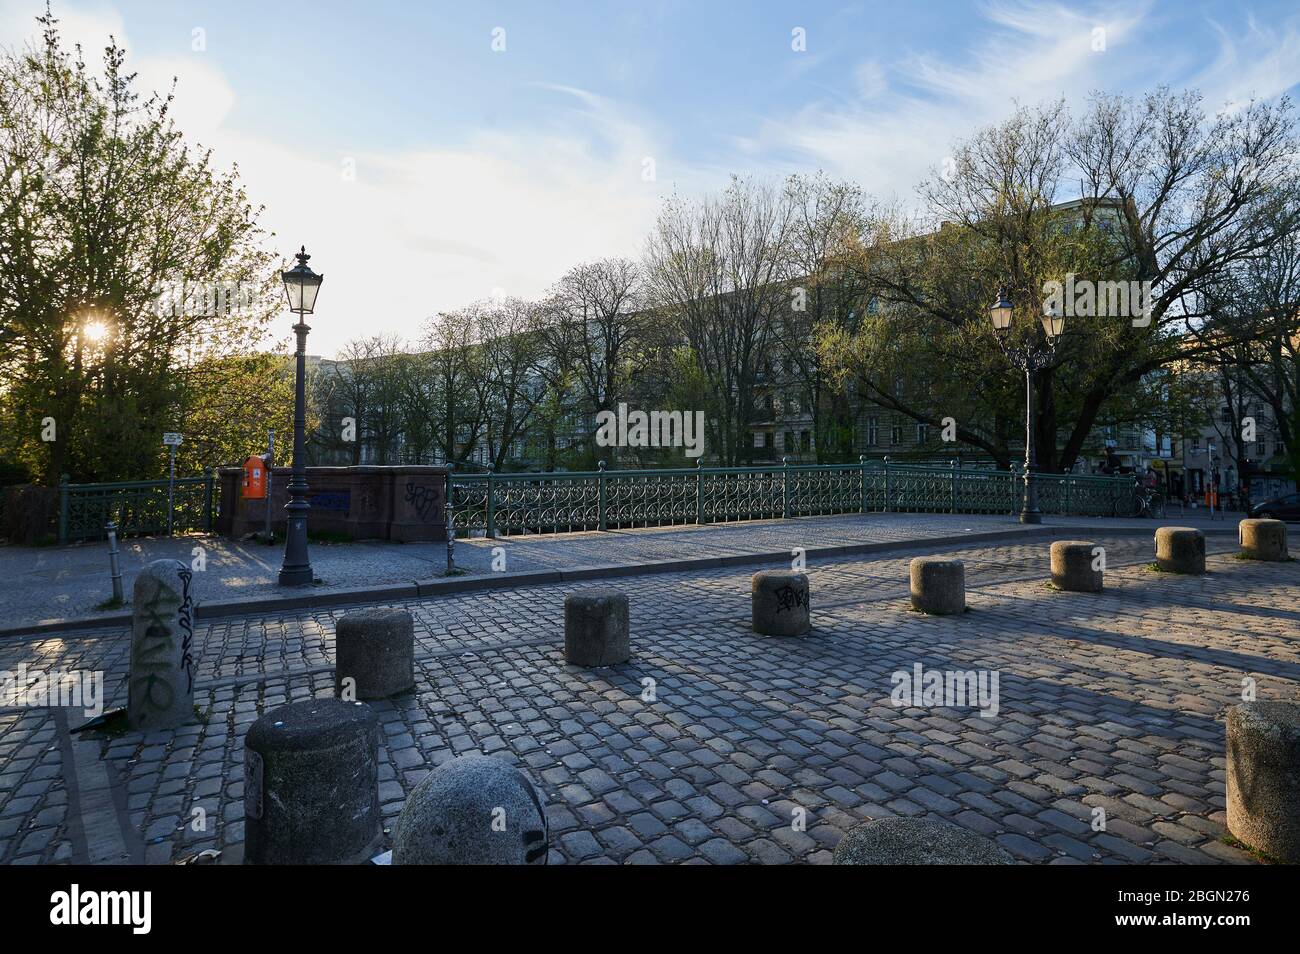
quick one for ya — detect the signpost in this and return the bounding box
[163,433,183,536]
[264,430,275,541]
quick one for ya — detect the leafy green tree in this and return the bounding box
[0,10,277,484]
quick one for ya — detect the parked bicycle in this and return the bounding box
[1134,485,1166,518]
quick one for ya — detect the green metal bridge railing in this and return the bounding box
[58,472,217,544]
[449,458,1139,537]
[53,459,1137,544]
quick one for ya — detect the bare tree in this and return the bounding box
[476,298,548,470]
[645,177,794,464]
[534,258,644,456]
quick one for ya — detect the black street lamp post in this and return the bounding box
[989,286,1064,525]
[278,246,323,586]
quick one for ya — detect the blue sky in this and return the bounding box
[3,1,1300,353]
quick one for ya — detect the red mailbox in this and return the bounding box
[242,455,267,499]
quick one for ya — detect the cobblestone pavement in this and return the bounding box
[0,510,1242,629]
[1,532,1295,865]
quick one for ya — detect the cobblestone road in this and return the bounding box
[1,532,1295,864]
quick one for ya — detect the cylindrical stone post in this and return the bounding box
[909,558,965,615]
[833,817,1012,865]
[393,754,548,865]
[244,698,382,865]
[751,570,811,636]
[564,589,630,666]
[1050,540,1103,592]
[128,559,197,730]
[1154,526,1206,574]
[1227,701,1300,864]
[1239,519,1289,561]
[335,608,415,700]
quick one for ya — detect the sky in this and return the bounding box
[3,0,1300,355]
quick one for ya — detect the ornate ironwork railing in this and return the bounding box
[59,473,217,543]
[450,458,1138,537]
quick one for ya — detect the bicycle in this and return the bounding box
[1134,486,1166,519]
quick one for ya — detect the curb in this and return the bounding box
[0,521,1241,639]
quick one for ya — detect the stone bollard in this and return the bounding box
[393,754,548,864]
[244,697,382,865]
[563,589,630,666]
[1239,519,1289,561]
[1154,526,1206,574]
[909,558,965,615]
[751,570,811,636]
[1226,701,1300,863]
[128,559,197,731]
[335,608,415,700]
[833,817,1012,865]
[1049,540,1103,593]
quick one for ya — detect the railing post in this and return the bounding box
[882,456,891,513]
[859,455,867,514]
[203,468,215,532]
[58,474,69,545]
[782,456,791,519]
[950,458,959,514]
[485,467,496,538]
[695,459,704,526]
[598,460,607,531]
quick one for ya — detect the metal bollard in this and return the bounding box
[106,520,124,604]
[444,471,455,575]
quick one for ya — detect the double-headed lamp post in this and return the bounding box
[989,286,1065,524]
[278,246,323,586]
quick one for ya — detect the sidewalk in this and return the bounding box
[0,511,1243,634]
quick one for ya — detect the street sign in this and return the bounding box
[163,433,182,534]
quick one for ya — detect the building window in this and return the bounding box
[891,423,903,445]
[800,430,811,452]
[866,416,879,446]
[917,422,929,444]
[783,431,795,452]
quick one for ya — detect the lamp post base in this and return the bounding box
[278,565,314,586]
[1019,510,1042,525]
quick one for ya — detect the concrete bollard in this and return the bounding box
[1227,701,1300,863]
[833,817,1012,865]
[1154,526,1206,574]
[393,754,548,864]
[128,559,197,731]
[563,589,630,666]
[1239,519,1289,561]
[751,570,811,636]
[1050,540,1103,593]
[335,608,415,700]
[244,697,382,865]
[909,558,965,615]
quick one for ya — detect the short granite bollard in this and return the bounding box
[1227,701,1300,863]
[909,557,965,615]
[833,817,1012,865]
[751,570,811,636]
[392,754,548,865]
[335,608,415,700]
[563,589,630,666]
[1154,526,1206,574]
[243,698,382,865]
[1239,519,1289,561]
[128,559,197,731]
[1050,540,1103,593]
